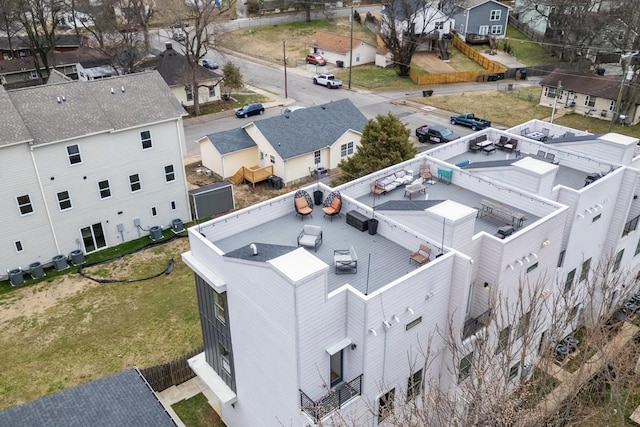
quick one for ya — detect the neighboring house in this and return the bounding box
[136,42,222,107]
[0,34,86,60]
[307,31,377,67]
[76,59,118,81]
[0,45,109,90]
[449,0,510,39]
[539,69,640,124]
[0,71,190,279]
[380,0,454,51]
[0,368,176,426]
[182,115,640,425]
[198,99,368,185]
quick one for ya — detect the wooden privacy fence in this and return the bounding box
[408,35,507,86]
[140,347,203,392]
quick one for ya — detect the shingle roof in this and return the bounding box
[540,69,622,100]
[0,368,176,427]
[0,46,109,74]
[46,69,74,85]
[456,0,510,10]
[206,99,367,160]
[0,86,32,146]
[207,127,256,155]
[253,99,368,159]
[6,71,185,145]
[307,31,374,54]
[153,43,221,86]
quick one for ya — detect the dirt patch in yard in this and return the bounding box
[411,52,456,73]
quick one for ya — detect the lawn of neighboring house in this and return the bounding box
[468,24,555,67]
[172,393,227,427]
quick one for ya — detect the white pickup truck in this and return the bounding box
[312,73,343,89]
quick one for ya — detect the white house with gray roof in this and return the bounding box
[198,99,368,185]
[0,71,190,279]
[183,117,640,425]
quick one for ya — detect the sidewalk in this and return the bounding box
[157,376,222,426]
[537,322,640,417]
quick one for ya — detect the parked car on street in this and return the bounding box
[450,113,491,131]
[283,105,306,115]
[201,59,219,70]
[306,53,327,66]
[313,74,342,89]
[236,103,265,118]
[415,125,460,143]
[172,30,186,41]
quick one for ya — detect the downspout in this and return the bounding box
[175,118,192,221]
[29,143,61,254]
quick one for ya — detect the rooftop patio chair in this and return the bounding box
[521,127,530,136]
[322,191,342,221]
[495,135,508,149]
[297,225,323,252]
[514,149,522,159]
[420,163,432,180]
[334,246,358,274]
[370,181,384,196]
[536,150,545,157]
[545,152,555,162]
[410,244,431,265]
[542,128,550,136]
[294,190,313,220]
[468,139,482,153]
[503,139,518,153]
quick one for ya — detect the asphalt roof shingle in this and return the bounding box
[0,368,176,427]
[0,86,32,146]
[540,69,623,100]
[206,99,368,160]
[6,71,185,145]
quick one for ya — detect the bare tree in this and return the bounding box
[379,0,455,76]
[17,0,63,81]
[0,0,23,59]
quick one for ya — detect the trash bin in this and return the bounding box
[314,190,324,206]
[29,262,45,279]
[336,60,344,68]
[270,176,282,190]
[368,218,378,235]
[70,249,85,265]
[52,254,69,271]
[149,225,163,240]
[9,268,24,286]
[422,90,433,97]
[487,74,498,82]
[520,69,527,80]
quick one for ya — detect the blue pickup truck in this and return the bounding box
[450,113,491,131]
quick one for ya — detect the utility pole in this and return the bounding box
[609,52,638,132]
[550,80,562,123]
[348,3,354,89]
[283,40,288,98]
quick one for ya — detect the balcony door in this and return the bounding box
[80,223,106,253]
[330,350,343,388]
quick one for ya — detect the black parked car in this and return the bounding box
[415,125,460,143]
[236,103,265,118]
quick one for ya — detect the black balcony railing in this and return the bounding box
[462,310,491,340]
[300,374,363,422]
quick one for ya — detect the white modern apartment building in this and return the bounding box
[0,71,191,279]
[182,119,640,426]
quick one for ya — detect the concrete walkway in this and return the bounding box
[157,376,222,427]
[537,322,640,417]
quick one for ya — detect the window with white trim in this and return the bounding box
[490,9,501,20]
[57,191,72,211]
[458,352,473,383]
[490,25,503,35]
[314,150,321,165]
[129,174,141,192]
[609,100,616,111]
[140,130,152,149]
[208,85,216,97]
[270,155,275,164]
[435,22,443,29]
[28,70,38,79]
[407,369,423,401]
[17,194,33,215]
[509,363,519,381]
[15,241,23,252]
[185,86,193,101]
[220,345,231,374]
[584,95,596,107]
[98,180,111,199]
[340,141,354,157]
[67,144,82,165]
[170,200,177,210]
[213,291,226,323]
[378,389,395,422]
[164,165,175,182]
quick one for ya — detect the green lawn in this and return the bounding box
[333,66,418,91]
[173,394,226,427]
[504,25,555,66]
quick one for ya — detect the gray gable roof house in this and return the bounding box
[200,99,368,184]
[4,71,186,146]
[449,0,511,38]
[0,368,177,427]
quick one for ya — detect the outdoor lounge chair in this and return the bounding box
[322,191,342,221]
[294,190,313,220]
[410,244,431,265]
[420,163,432,181]
[297,225,323,252]
[334,246,358,274]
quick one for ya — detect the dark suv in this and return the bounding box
[236,103,265,118]
[415,125,460,143]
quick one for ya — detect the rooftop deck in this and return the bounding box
[212,205,423,296]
